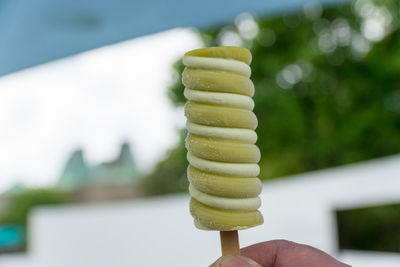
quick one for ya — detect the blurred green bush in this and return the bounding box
[0,189,71,225]
[0,189,71,250]
[144,0,400,195]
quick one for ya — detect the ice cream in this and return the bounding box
[183,46,263,231]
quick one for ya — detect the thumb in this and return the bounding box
[211,255,262,267]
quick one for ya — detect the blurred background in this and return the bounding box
[0,0,400,266]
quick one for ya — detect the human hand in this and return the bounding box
[210,240,351,267]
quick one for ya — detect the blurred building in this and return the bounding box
[0,143,143,255]
[58,142,139,190]
[57,142,143,202]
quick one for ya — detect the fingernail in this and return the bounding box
[217,255,262,267]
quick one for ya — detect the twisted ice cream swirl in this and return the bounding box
[183,47,263,231]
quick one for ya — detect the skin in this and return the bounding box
[210,240,351,267]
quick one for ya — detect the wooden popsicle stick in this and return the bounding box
[220,230,240,256]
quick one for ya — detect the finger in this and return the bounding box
[241,240,351,267]
[210,255,262,267]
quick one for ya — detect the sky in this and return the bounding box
[0,28,202,192]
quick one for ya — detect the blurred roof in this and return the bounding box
[0,0,349,77]
[57,143,139,191]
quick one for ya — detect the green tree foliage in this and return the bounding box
[142,131,189,195]
[0,189,71,225]
[144,0,400,194]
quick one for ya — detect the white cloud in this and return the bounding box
[0,28,202,191]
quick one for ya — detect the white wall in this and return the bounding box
[1,155,400,267]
